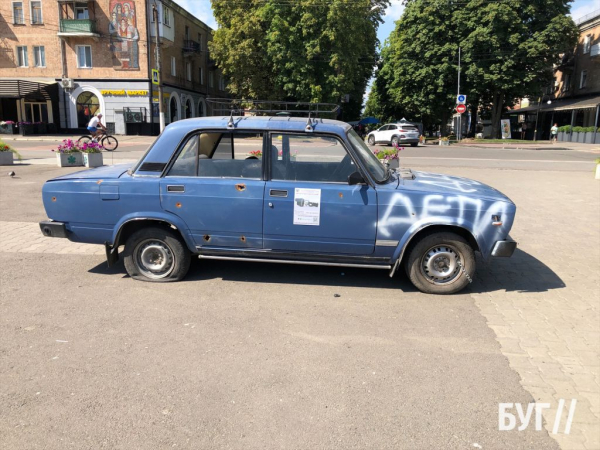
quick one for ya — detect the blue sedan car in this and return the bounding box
[39,116,516,294]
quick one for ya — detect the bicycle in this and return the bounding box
[77,129,119,151]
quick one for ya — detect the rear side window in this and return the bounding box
[399,125,417,131]
[167,132,263,179]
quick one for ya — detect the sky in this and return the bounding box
[180,0,600,44]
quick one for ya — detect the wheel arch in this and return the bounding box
[111,214,195,252]
[393,224,480,266]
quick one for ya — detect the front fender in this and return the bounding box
[111,211,196,252]
[391,218,484,263]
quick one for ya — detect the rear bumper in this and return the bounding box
[491,239,517,257]
[399,138,419,144]
[39,221,68,238]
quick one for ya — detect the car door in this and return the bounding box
[160,131,266,248]
[374,125,388,143]
[263,132,377,255]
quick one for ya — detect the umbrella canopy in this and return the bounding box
[358,117,380,125]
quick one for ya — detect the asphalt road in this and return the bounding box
[0,157,582,448]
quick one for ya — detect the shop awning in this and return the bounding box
[508,94,600,114]
[0,79,57,101]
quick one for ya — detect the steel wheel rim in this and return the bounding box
[368,136,375,145]
[420,244,462,285]
[135,239,175,279]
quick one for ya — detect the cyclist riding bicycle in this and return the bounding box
[87,114,106,142]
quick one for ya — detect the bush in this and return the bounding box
[558,125,572,133]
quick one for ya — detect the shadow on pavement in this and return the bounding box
[87,248,564,294]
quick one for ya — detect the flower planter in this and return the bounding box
[83,152,103,168]
[19,124,35,136]
[584,132,594,144]
[0,152,14,165]
[35,123,48,134]
[439,140,450,146]
[576,132,585,143]
[387,159,399,169]
[56,152,83,167]
[0,124,17,134]
[557,131,566,142]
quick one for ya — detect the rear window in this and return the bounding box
[399,125,417,131]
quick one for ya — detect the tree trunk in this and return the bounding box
[468,98,479,138]
[440,110,450,137]
[490,92,505,139]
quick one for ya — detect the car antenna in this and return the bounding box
[227,110,235,129]
[305,113,314,133]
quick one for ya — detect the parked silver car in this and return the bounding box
[367,123,420,147]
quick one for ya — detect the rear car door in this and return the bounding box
[160,131,266,248]
[263,133,377,255]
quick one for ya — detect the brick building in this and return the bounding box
[506,10,600,141]
[0,0,227,135]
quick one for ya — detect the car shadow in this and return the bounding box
[88,248,564,294]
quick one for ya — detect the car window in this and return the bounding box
[270,134,356,183]
[167,132,263,179]
[347,129,387,183]
[380,125,390,131]
[400,125,417,131]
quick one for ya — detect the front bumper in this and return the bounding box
[491,239,517,257]
[39,221,68,238]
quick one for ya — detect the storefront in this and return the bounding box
[0,79,59,129]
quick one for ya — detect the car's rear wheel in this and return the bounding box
[368,135,375,146]
[405,231,475,295]
[391,136,399,147]
[123,226,191,282]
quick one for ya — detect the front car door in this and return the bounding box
[160,131,266,248]
[374,125,389,143]
[263,132,377,255]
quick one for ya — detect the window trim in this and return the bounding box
[76,45,92,69]
[33,45,45,67]
[163,6,170,26]
[583,34,592,54]
[12,1,24,25]
[186,62,192,81]
[16,45,28,67]
[74,6,89,20]
[171,56,176,76]
[30,0,43,24]
[580,70,587,89]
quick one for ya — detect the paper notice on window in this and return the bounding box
[293,188,321,226]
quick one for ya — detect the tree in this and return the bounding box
[209,0,390,120]
[369,0,579,136]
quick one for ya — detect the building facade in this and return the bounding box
[0,0,227,135]
[506,11,600,141]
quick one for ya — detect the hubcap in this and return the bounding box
[135,239,175,279]
[420,245,462,285]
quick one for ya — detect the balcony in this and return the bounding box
[183,40,201,56]
[58,19,99,37]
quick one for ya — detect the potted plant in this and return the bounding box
[53,139,83,167]
[0,139,22,165]
[584,126,595,144]
[373,146,402,169]
[81,141,104,168]
[0,121,17,134]
[18,121,34,136]
[439,136,450,146]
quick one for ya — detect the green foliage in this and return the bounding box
[369,0,579,135]
[210,0,389,120]
[0,139,22,160]
[558,125,572,132]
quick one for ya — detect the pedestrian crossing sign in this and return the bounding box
[152,69,160,85]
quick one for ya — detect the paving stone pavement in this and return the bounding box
[0,167,598,449]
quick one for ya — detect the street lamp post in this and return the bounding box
[533,94,552,142]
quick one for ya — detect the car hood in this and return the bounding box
[48,163,132,181]
[396,170,513,203]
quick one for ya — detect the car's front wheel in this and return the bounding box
[391,136,399,147]
[367,135,375,146]
[123,226,191,282]
[405,231,475,295]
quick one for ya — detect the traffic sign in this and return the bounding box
[152,69,160,85]
[456,104,467,114]
[457,94,466,104]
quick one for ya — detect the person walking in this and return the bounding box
[521,122,527,140]
[550,123,558,143]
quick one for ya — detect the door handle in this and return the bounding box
[270,189,288,197]
[167,185,185,192]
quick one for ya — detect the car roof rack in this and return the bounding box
[206,98,340,118]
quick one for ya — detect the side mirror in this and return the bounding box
[348,171,365,185]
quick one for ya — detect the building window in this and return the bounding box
[13,2,24,24]
[163,6,170,26]
[198,33,203,51]
[16,46,28,67]
[583,35,591,54]
[33,46,45,67]
[209,71,214,88]
[76,45,92,68]
[580,71,587,89]
[199,67,204,84]
[75,6,89,20]
[219,75,225,91]
[592,43,600,57]
[185,26,190,41]
[562,73,571,92]
[31,1,43,24]
[186,62,192,81]
[171,56,176,76]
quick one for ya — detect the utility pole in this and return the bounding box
[457,46,461,142]
[153,3,165,132]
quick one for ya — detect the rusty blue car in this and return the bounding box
[39,116,516,294]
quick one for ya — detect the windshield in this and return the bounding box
[346,128,388,183]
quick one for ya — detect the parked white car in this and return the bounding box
[367,123,420,147]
